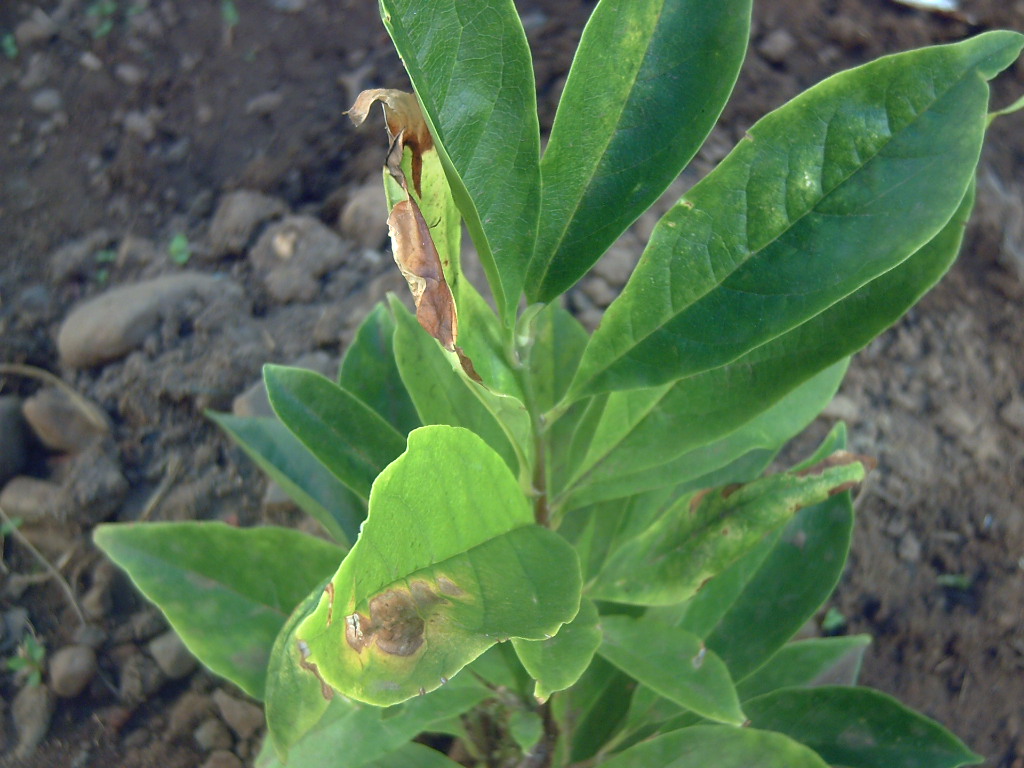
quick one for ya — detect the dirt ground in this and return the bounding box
[1,0,1023,766]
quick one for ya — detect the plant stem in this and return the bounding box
[515,700,558,768]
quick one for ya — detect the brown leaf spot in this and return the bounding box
[348,89,433,195]
[455,346,482,383]
[388,198,458,350]
[343,579,454,659]
[437,576,465,598]
[297,639,335,701]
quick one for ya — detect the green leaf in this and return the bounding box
[528,303,589,415]
[509,709,544,754]
[208,412,362,545]
[379,0,541,325]
[590,455,868,605]
[528,0,751,300]
[736,635,871,700]
[706,493,854,681]
[745,687,984,768]
[570,31,1023,398]
[598,615,744,726]
[563,657,635,763]
[339,302,420,436]
[363,743,464,768]
[557,175,978,487]
[513,597,601,700]
[562,359,847,509]
[455,282,524,400]
[256,679,486,768]
[295,426,581,705]
[391,295,518,471]
[264,365,407,501]
[600,724,829,768]
[265,578,334,758]
[93,523,343,699]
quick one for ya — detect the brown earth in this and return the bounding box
[1,0,1023,766]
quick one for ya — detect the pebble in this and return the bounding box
[19,52,54,91]
[48,228,114,283]
[123,110,157,143]
[202,750,244,768]
[757,28,797,65]
[592,241,639,287]
[72,623,108,650]
[148,629,198,679]
[999,399,1024,432]
[212,689,264,740]
[14,9,58,48]
[898,532,922,563]
[0,476,62,522]
[59,442,128,525]
[339,183,389,250]
[246,91,284,116]
[57,272,243,368]
[114,63,147,86]
[115,647,166,705]
[169,691,215,736]
[30,88,63,113]
[48,644,98,698]
[194,717,234,751]
[250,216,351,303]
[208,190,288,258]
[580,276,617,309]
[21,387,106,453]
[822,394,860,422]
[79,52,103,71]
[826,15,869,52]
[0,397,28,486]
[12,684,54,759]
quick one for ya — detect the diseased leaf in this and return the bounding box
[338,302,420,436]
[264,365,407,501]
[294,426,581,706]
[745,687,984,768]
[350,89,460,352]
[208,413,362,545]
[529,0,752,300]
[569,32,1023,398]
[590,452,870,605]
[93,523,343,699]
[598,724,830,768]
[513,597,602,701]
[379,0,541,325]
[599,615,745,726]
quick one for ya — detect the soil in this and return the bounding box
[1,0,1023,766]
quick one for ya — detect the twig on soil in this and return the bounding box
[0,363,111,433]
[138,454,183,522]
[0,503,88,627]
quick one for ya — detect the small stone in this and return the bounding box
[169,691,215,735]
[231,379,273,419]
[114,63,147,86]
[14,9,59,48]
[48,645,98,698]
[58,442,128,525]
[898,532,922,563]
[212,689,264,740]
[58,272,243,368]
[0,476,62,522]
[246,91,284,116]
[12,684,54,759]
[194,717,234,751]
[123,110,157,143]
[826,15,868,52]
[579,276,618,309]
[30,88,63,113]
[79,52,103,71]
[822,394,859,422]
[0,397,28,485]
[72,624,107,650]
[592,241,639,287]
[940,402,978,438]
[115,647,166,704]
[999,399,1024,432]
[208,190,287,258]
[339,183,389,250]
[757,28,796,64]
[148,630,198,680]
[202,750,244,768]
[21,387,106,453]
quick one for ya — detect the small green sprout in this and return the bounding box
[168,233,191,265]
[2,33,18,60]
[5,634,46,688]
[937,573,974,591]
[821,606,848,634]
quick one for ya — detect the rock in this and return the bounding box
[826,15,868,52]
[592,241,639,287]
[58,272,243,368]
[757,28,796,65]
[12,684,54,759]
[72,623,107,650]
[999,399,1024,432]
[0,476,62,522]
[123,110,157,143]
[246,91,284,116]
[114,63,147,86]
[21,387,106,453]
[250,216,351,303]
[208,191,287,258]
[58,442,128,525]
[823,394,860,422]
[14,9,58,48]
[169,691,215,736]
[30,88,63,113]
[194,717,234,751]
[339,183,389,250]
[580,276,618,309]
[148,630,198,679]
[898,532,922,563]
[48,229,114,283]
[202,750,244,768]
[114,647,166,704]
[48,645,98,698]
[212,689,264,740]
[0,397,28,485]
